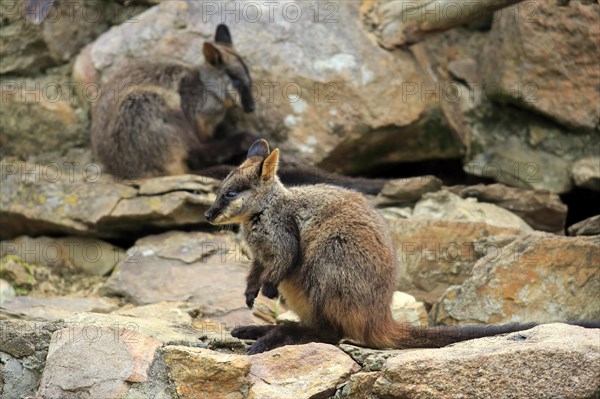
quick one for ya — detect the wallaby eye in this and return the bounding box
[225,191,238,199]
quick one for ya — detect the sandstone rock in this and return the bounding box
[164,346,251,399]
[0,296,117,321]
[0,166,215,240]
[481,1,600,131]
[78,1,460,170]
[374,176,442,207]
[0,320,59,399]
[390,292,428,326]
[385,217,529,304]
[249,343,360,399]
[373,323,600,399]
[568,215,600,236]
[1,235,124,276]
[432,234,600,324]
[104,231,253,325]
[458,183,567,234]
[38,325,163,398]
[572,156,600,191]
[412,190,533,232]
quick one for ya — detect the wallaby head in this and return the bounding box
[203,24,255,113]
[205,139,280,224]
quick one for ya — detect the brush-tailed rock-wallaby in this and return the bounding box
[91,24,258,179]
[205,139,600,354]
[91,24,386,194]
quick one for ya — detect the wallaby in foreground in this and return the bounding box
[205,139,600,354]
[92,24,258,179]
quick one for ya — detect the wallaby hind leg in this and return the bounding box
[231,324,277,340]
[247,324,342,355]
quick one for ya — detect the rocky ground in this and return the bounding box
[1,0,600,398]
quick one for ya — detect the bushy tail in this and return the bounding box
[390,321,600,349]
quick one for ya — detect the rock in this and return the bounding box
[164,346,252,399]
[334,371,380,399]
[390,292,428,326]
[104,231,254,325]
[0,1,149,75]
[0,279,16,304]
[339,344,407,373]
[0,165,217,240]
[572,157,600,191]
[373,324,600,399]
[432,234,600,325]
[113,301,196,325]
[412,190,533,232]
[63,312,200,347]
[481,1,600,131]
[0,257,35,289]
[0,65,89,158]
[0,320,60,399]
[412,27,599,193]
[374,176,442,207]
[276,310,301,324]
[78,1,461,170]
[458,183,567,234]
[568,215,600,236]
[38,325,164,398]
[249,343,360,399]
[0,296,117,321]
[467,137,574,193]
[165,343,360,399]
[386,217,529,305]
[1,235,124,276]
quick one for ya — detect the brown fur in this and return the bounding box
[91,24,257,179]
[206,140,600,354]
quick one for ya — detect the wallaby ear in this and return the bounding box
[247,139,270,159]
[215,24,233,45]
[203,42,222,66]
[261,148,279,182]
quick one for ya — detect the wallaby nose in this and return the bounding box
[204,209,213,221]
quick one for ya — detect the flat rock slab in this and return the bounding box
[373,323,600,399]
[0,296,117,321]
[164,343,360,399]
[104,231,252,325]
[0,166,218,240]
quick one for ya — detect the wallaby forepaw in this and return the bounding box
[244,289,259,309]
[261,282,279,299]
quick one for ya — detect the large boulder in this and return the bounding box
[481,1,600,131]
[75,0,461,170]
[432,233,600,325]
[372,323,600,399]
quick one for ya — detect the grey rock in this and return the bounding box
[572,157,600,191]
[568,215,600,236]
[0,296,117,321]
[375,176,442,207]
[458,183,567,234]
